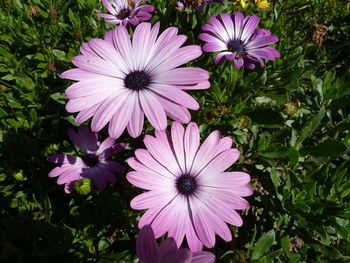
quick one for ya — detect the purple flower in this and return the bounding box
[47,125,124,193]
[61,22,210,139]
[127,122,253,251]
[178,0,223,11]
[96,0,154,26]
[199,12,280,69]
[137,225,215,263]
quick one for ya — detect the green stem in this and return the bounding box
[230,65,244,97]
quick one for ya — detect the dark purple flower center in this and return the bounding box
[117,8,130,20]
[83,154,99,167]
[124,71,151,91]
[228,39,245,53]
[176,175,197,195]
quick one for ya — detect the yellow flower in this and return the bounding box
[233,0,248,8]
[240,0,249,8]
[254,0,270,8]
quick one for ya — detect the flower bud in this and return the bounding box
[12,170,25,181]
[74,178,91,195]
[284,101,299,115]
[237,115,251,129]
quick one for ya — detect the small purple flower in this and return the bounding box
[137,225,215,263]
[47,125,124,193]
[96,0,154,26]
[178,0,223,11]
[199,12,280,69]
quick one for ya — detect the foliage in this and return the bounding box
[1,0,350,262]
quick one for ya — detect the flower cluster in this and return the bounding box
[47,0,281,261]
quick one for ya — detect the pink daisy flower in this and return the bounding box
[47,125,124,193]
[137,225,215,263]
[199,12,280,69]
[96,0,154,26]
[127,122,253,251]
[61,22,210,139]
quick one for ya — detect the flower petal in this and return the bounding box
[134,149,175,179]
[108,90,135,139]
[47,154,80,164]
[136,225,158,263]
[127,171,172,190]
[139,90,167,131]
[127,98,145,138]
[170,122,186,173]
[196,148,240,178]
[192,251,216,263]
[144,132,182,176]
[184,123,200,173]
[241,15,260,42]
[148,83,199,110]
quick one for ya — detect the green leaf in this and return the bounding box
[335,168,347,191]
[0,107,7,118]
[290,254,301,263]
[52,49,69,62]
[30,109,37,122]
[308,141,347,159]
[294,201,311,212]
[248,109,284,127]
[323,70,336,96]
[258,137,268,151]
[98,239,110,251]
[50,92,67,104]
[68,8,81,27]
[251,229,275,260]
[296,106,325,149]
[340,180,350,198]
[261,249,283,262]
[311,75,323,99]
[270,168,281,188]
[280,234,291,256]
[288,147,299,165]
[8,101,22,108]
[322,246,346,259]
[259,151,288,159]
[33,53,46,61]
[13,0,23,9]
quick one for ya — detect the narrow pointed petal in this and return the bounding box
[184,123,200,173]
[108,90,135,139]
[139,90,167,131]
[171,122,186,172]
[136,225,158,263]
[127,98,145,138]
[47,154,80,164]
[192,251,216,263]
